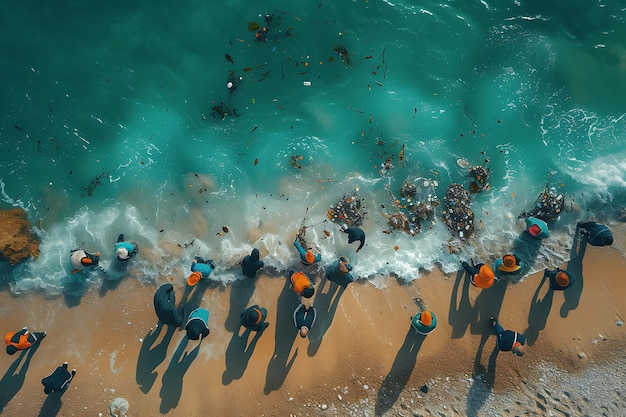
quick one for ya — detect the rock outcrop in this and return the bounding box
[0,208,40,264]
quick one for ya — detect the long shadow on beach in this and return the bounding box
[523,273,554,346]
[0,342,41,412]
[98,259,131,298]
[159,336,200,414]
[178,279,214,327]
[264,278,300,395]
[222,328,262,385]
[37,391,64,417]
[307,275,344,357]
[561,231,586,318]
[223,277,257,333]
[466,343,499,417]
[449,269,477,339]
[136,324,177,394]
[375,329,426,416]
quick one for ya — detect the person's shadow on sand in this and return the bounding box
[466,343,499,417]
[375,329,426,416]
[264,278,300,395]
[512,231,543,282]
[136,323,177,394]
[178,279,213,328]
[0,342,41,411]
[560,230,586,318]
[523,273,554,345]
[449,269,477,339]
[307,275,345,356]
[224,277,257,333]
[37,391,64,417]
[159,336,201,414]
[222,328,263,385]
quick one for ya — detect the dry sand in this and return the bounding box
[1,231,625,417]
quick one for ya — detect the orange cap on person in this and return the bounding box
[555,271,570,287]
[420,310,433,326]
[474,265,495,288]
[503,255,515,268]
[305,251,316,264]
[187,271,202,287]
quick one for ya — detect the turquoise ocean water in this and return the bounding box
[1,0,625,295]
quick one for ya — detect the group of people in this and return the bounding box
[458,220,613,356]
[4,327,77,395]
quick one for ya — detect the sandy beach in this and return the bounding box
[1,225,625,417]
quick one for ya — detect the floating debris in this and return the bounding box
[333,44,351,66]
[457,158,470,168]
[519,186,565,222]
[391,178,439,235]
[468,166,490,193]
[442,183,474,240]
[400,181,417,198]
[327,191,366,227]
[289,155,304,171]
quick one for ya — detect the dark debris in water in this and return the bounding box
[442,183,474,240]
[468,166,490,193]
[327,191,366,227]
[519,186,565,222]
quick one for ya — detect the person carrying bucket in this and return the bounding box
[461,260,495,289]
[187,256,216,286]
[411,310,437,335]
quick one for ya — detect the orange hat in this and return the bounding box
[502,255,515,268]
[420,311,433,326]
[337,262,349,276]
[555,271,570,287]
[81,257,93,265]
[528,224,541,237]
[187,271,202,287]
[305,251,315,264]
[474,265,495,289]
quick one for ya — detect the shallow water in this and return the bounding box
[1,0,625,294]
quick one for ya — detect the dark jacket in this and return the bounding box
[579,222,613,246]
[293,304,316,330]
[325,257,354,286]
[154,284,183,327]
[240,305,267,332]
[345,228,365,251]
[497,330,526,352]
[242,249,264,278]
[42,363,75,394]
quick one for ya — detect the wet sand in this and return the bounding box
[1,233,625,416]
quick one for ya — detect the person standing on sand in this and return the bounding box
[5,327,46,355]
[242,248,264,278]
[411,310,437,335]
[325,256,354,287]
[544,268,574,290]
[293,303,317,338]
[42,362,76,394]
[577,221,613,246]
[114,233,138,261]
[289,270,315,301]
[490,317,526,356]
[341,227,365,253]
[240,305,270,333]
[461,260,495,289]
[153,284,183,327]
[185,307,210,341]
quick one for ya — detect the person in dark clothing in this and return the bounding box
[490,317,526,356]
[544,268,575,290]
[42,362,76,394]
[461,260,494,289]
[5,327,46,355]
[577,221,613,246]
[240,305,269,332]
[153,284,183,327]
[341,227,365,252]
[325,256,354,287]
[242,248,264,278]
[293,304,317,338]
[185,308,210,341]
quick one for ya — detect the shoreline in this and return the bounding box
[0,242,625,416]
